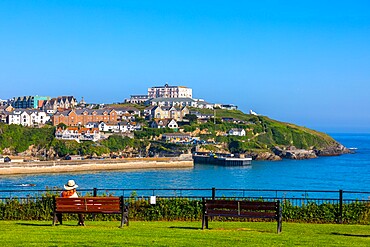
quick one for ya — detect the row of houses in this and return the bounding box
[127,96,237,110]
[144,105,189,121]
[0,105,189,128]
[12,96,78,110]
[86,121,141,132]
[52,105,190,127]
[3,109,50,127]
[56,128,196,144]
[55,127,101,143]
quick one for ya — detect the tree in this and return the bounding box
[184,114,198,124]
[57,123,67,129]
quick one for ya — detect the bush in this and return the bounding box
[2,195,370,224]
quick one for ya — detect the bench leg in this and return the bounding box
[120,207,129,228]
[120,213,128,228]
[78,214,85,226]
[126,212,129,227]
[277,214,282,233]
[120,213,125,228]
[52,211,57,226]
[202,214,205,230]
[53,213,63,226]
[202,214,209,229]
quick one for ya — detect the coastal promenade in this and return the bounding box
[0,155,194,175]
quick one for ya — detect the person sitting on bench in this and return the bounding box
[56,179,85,226]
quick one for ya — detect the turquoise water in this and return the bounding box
[1,133,370,192]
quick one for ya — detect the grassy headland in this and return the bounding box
[0,107,346,160]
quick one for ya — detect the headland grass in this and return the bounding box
[1,220,370,246]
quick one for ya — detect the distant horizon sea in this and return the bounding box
[1,133,370,194]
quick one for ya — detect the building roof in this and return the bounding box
[144,106,157,111]
[58,127,100,134]
[150,84,189,89]
[110,106,140,112]
[150,97,195,103]
[54,108,116,116]
[230,128,245,132]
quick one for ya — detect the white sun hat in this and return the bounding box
[64,180,79,190]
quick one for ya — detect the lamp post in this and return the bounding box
[214,109,216,125]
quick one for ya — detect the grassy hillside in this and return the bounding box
[0,109,341,157]
[191,108,338,151]
[0,123,55,153]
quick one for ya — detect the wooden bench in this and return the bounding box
[52,196,129,227]
[202,198,282,233]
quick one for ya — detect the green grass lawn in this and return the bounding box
[1,220,370,246]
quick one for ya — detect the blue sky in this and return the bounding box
[0,1,369,133]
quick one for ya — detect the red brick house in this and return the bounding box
[52,109,118,127]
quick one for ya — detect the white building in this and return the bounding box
[162,133,192,143]
[125,95,149,104]
[85,122,99,128]
[7,109,50,127]
[148,84,192,99]
[195,99,214,109]
[148,97,197,108]
[98,121,140,133]
[55,127,101,142]
[150,119,178,129]
[98,122,120,132]
[228,128,246,136]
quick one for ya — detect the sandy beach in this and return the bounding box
[0,157,194,175]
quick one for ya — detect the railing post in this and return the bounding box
[339,189,343,224]
[92,188,98,220]
[212,187,216,200]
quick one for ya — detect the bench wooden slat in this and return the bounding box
[56,206,121,212]
[56,198,120,203]
[206,209,277,218]
[56,209,121,213]
[56,202,120,208]
[206,204,277,211]
[56,202,120,206]
[206,200,277,206]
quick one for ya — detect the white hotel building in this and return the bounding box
[148,84,192,99]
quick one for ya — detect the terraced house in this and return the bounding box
[6,109,50,127]
[144,105,189,121]
[12,95,50,109]
[41,96,77,113]
[52,109,118,127]
[55,127,101,142]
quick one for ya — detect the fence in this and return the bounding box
[2,187,370,200]
[1,188,370,223]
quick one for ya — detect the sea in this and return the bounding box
[1,133,370,196]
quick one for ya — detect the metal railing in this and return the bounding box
[1,188,370,223]
[2,187,370,202]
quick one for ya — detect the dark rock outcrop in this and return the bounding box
[248,151,282,161]
[273,146,317,160]
[315,143,351,156]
